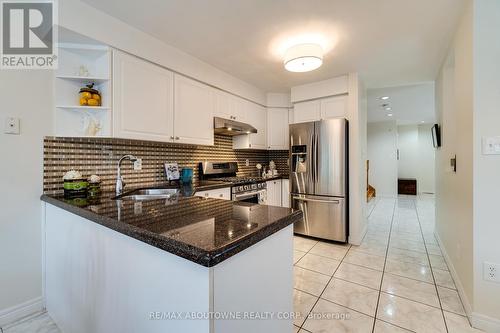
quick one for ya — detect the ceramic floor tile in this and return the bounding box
[3,312,60,333]
[437,286,466,315]
[294,266,331,296]
[294,250,307,264]
[443,311,485,333]
[433,268,456,289]
[429,254,448,270]
[294,236,318,252]
[308,242,349,260]
[389,239,427,253]
[321,278,379,316]
[384,259,434,283]
[343,250,385,271]
[373,320,413,332]
[426,244,443,255]
[296,253,341,276]
[303,299,374,333]
[387,247,430,266]
[350,242,387,257]
[293,289,318,326]
[381,273,440,307]
[334,262,383,290]
[377,293,447,332]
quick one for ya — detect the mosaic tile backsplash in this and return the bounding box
[43,135,289,195]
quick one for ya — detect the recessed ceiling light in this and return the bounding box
[284,43,323,72]
[385,107,392,111]
[421,121,425,123]
[381,96,390,100]
[387,113,393,117]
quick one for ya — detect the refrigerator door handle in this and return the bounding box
[308,132,314,185]
[314,132,319,183]
[292,196,340,204]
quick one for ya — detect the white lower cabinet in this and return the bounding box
[195,187,231,200]
[281,179,290,208]
[266,179,282,206]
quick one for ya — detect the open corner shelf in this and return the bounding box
[56,105,111,111]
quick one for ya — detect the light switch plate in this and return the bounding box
[4,117,20,135]
[482,136,500,155]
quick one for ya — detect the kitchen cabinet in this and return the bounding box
[267,108,289,150]
[195,187,231,200]
[233,102,267,149]
[320,95,348,119]
[282,179,290,208]
[174,75,215,145]
[293,95,348,123]
[215,90,247,122]
[266,179,282,207]
[293,100,320,123]
[113,50,174,142]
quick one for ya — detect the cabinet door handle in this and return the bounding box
[170,136,174,140]
[175,136,180,140]
[219,194,223,197]
[205,193,209,197]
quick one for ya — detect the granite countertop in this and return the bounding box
[40,188,302,267]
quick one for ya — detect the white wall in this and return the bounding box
[417,124,436,193]
[397,124,435,194]
[0,71,53,323]
[397,125,419,179]
[434,0,475,324]
[367,121,398,197]
[472,0,500,326]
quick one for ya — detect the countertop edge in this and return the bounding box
[40,194,301,267]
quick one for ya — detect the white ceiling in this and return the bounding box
[367,83,435,125]
[81,0,465,92]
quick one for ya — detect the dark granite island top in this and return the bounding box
[41,190,302,267]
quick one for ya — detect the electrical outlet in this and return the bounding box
[245,159,249,167]
[483,262,500,282]
[134,158,142,170]
[4,117,20,135]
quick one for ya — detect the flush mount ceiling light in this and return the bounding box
[387,113,393,117]
[380,96,390,100]
[284,43,323,72]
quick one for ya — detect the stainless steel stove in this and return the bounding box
[199,161,267,203]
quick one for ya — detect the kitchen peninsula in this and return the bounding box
[41,190,302,333]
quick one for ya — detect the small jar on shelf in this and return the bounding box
[79,83,101,107]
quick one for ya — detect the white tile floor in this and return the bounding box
[293,195,484,333]
[3,196,484,333]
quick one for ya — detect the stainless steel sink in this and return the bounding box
[114,188,179,201]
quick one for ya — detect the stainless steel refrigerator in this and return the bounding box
[289,118,348,242]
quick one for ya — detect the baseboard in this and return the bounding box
[0,297,44,327]
[434,232,473,316]
[471,312,500,333]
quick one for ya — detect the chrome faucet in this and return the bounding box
[116,154,138,195]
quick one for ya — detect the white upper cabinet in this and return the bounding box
[293,100,320,123]
[174,75,215,145]
[267,108,289,150]
[320,95,348,119]
[233,102,267,149]
[113,50,174,142]
[293,95,348,123]
[214,90,247,122]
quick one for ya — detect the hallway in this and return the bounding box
[293,196,482,332]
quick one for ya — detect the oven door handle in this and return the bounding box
[234,190,266,201]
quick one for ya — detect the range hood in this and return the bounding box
[213,117,257,136]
